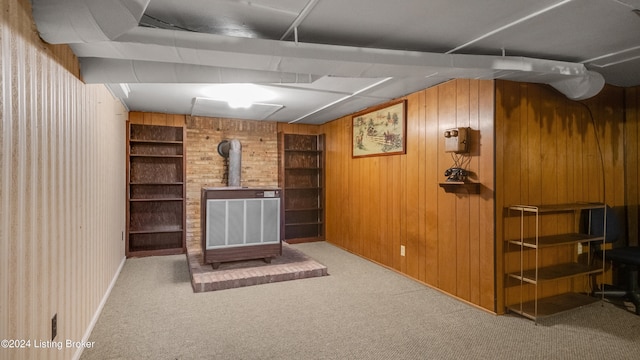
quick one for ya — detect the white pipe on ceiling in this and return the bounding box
[33,1,605,101]
[31,0,150,43]
[71,27,605,100]
[79,58,321,84]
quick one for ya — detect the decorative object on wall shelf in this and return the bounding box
[444,167,468,182]
[352,99,406,158]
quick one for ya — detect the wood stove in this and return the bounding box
[201,187,282,269]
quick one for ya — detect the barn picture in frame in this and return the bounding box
[352,99,406,158]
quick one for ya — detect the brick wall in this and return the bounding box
[185,116,279,249]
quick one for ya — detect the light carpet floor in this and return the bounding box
[80,242,640,360]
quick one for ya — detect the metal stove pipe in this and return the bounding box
[217,139,242,187]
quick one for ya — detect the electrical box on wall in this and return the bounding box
[444,127,469,153]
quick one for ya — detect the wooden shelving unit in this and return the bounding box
[278,133,325,243]
[506,203,605,322]
[126,123,186,257]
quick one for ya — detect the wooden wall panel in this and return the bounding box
[495,81,626,313]
[129,112,186,127]
[424,86,440,285]
[436,81,459,296]
[405,91,423,281]
[477,79,496,310]
[321,79,496,312]
[455,81,470,301]
[1,1,127,358]
[626,87,640,246]
[276,122,322,135]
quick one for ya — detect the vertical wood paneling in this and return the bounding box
[455,79,471,301]
[405,91,421,280]
[399,123,408,274]
[370,157,381,262]
[417,90,428,283]
[495,81,625,313]
[391,154,402,271]
[379,156,391,266]
[467,80,480,305]
[424,86,439,286]
[321,79,496,312]
[626,87,640,246]
[276,122,322,135]
[1,1,127,358]
[129,112,187,127]
[436,81,459,296]
[477,79,495,310]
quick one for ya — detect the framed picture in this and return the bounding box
[352,99,406,158]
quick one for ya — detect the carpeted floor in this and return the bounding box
[80,242,640,360]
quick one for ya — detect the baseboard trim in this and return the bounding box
[72,256,126,360]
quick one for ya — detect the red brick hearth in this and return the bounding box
[187,241,328,293]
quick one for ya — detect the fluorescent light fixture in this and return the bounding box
[228,98,253,109]
[119,83,130,98]
[191,97,284,120]
[202,84,276,109]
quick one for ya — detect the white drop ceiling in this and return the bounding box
[30,0,640,124]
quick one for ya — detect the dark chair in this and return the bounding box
[588,206,640,315]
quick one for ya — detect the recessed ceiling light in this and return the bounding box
[228,98,253,109]
[202,84,276,109]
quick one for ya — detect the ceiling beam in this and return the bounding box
[446,0,573,54]
[280,0,320,41]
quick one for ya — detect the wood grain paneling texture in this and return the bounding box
[1,1,128,359]
[495,81,626,313]
[626,86,640,247]
[277,122,322,136]
[129,112,186,127]
[320,79,497,312]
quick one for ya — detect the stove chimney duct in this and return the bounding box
[217,139,242,187]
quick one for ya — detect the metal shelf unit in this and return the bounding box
[506,203,606,322]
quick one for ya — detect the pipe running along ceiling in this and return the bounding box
[30,0,611,123]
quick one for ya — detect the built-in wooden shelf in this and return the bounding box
[129,198,183,202]
[279,133,325,243]
[129,154,184,158]
[439,181,480,193]
[126,123,186,257]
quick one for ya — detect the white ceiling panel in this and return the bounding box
[191,98,284,120]
[143,0,305,38]
[32,0,640,123]
[462,0,640,60]
[296,0,568,52]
